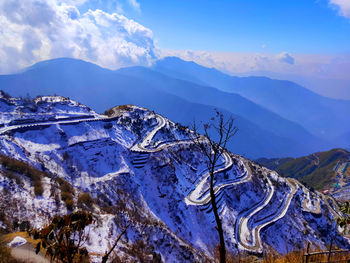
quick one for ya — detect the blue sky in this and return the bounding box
[80,0,350,54]
[0,0,349,98]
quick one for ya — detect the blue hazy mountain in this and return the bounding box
[117,66,320,146]
[0,58,329,158]
[153,57,350,145]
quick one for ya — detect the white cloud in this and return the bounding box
[159,50,350,80]
[127,0,141,12]
[278,52,295,65]
[0,0,156,73]
[330,0,350,19]
[58,0,88,5]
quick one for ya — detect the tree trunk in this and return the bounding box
[209,168,226,263]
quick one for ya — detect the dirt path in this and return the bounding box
[11,243,49,263]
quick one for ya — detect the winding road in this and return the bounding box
[288,178,322,214]
[0,115,107,135]
[129,113,301,253]
[0,110,340,253]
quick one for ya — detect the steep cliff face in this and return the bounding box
[0,92,348,262]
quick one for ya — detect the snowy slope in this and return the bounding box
[0,92,349,262]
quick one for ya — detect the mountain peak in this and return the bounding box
[23,57,107,74]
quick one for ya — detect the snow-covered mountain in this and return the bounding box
[0,91,348,262]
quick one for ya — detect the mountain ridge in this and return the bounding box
[117,66,318,143]
[154,57,350,144]
[0,57,330,158]
[0,93,348,261]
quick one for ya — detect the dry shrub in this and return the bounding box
[33,182,44,196]
[125,239,161,263]
[0,155,43,197]
[104,105,133,116]
[60,191,72,201]
[65,198,74,211]
[61,191,74,211]
[213,245,260,263]
[116,105,132,111]
[213,245,305,263]
[30,211,93,263]
[58,178,73,193]
[58,179,75,210]
[104,108,114,116]
[77,192,94,210]
[262,249,304,263]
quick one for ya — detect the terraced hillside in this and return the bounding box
[0,92,348,262]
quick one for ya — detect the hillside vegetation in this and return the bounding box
[256,148,350,190]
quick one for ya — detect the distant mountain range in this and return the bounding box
[0,57,348,158]
[154,57,350,143]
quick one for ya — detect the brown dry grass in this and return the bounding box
[3,232,38,246]
[262,250,303,263]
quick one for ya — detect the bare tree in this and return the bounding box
[102,223,130,263]
[190,111,238,263]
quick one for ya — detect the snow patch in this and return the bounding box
[8,236,27,247]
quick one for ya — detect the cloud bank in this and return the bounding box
[160,50,350,81]
[330,0,350,18]
[0,0,156,74]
